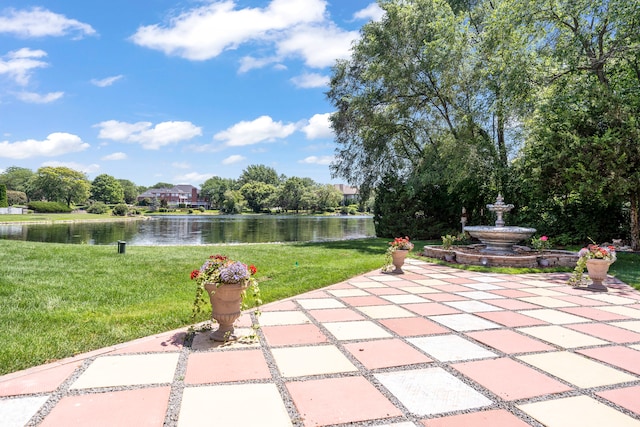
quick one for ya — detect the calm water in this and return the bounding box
[0,215,376,246]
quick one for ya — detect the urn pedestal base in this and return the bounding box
[579,259,613,293]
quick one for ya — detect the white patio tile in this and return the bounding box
[322,320,393,340]
[408,335,496,362]
[296,298,345,309]
[454,291,505,300]
[428,313,501,331]
[0,395,49,427]
[444,300,503,313]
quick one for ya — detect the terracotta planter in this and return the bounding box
[585,259,614,292]
[205,281,249,341]
[390,250,409,274]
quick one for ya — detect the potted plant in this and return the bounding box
[383,236,414,274]
[441,234,457,262]
[531,235,551,266]
[568,241,616,292]
[190,254,261,341]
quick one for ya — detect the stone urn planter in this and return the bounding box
[390,249,409,274]
[444,252,456,262]
[585,259,614,292]
[205,281,249,341]
[537,257,550,267]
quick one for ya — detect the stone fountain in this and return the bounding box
[463,194,536,254]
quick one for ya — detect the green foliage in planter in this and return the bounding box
[27,201,72,213]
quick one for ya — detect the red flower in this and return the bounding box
[190,269,200,280]
[249,264,257,275]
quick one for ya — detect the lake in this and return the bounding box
[0,215,376,246]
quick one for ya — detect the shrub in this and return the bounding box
[86,202,109,214]
[111,204,129,216]
[27,201,72,213]
[0,184,7,207]
[198,206,206,212]
[6,191,28,206]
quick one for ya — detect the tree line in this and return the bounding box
[0,164,362,214]
[328,0,640,249]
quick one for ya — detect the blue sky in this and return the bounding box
[0,0,383,187]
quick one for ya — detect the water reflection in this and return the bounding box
[0,215,376,246]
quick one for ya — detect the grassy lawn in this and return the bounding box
[0,213,137,223]
[0,238,638,375]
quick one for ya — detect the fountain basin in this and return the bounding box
[464,225,536,254]
[422,245,578,268]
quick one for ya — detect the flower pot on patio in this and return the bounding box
[585,259,613,292]
[206,281,249,341]
[390,249,409,274]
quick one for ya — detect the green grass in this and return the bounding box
[0,213,128,222]
[1,238,638,375]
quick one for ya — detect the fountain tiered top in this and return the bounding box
[464,194,536,254]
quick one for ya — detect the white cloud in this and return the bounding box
[238,55,280,73]
[302,113,333,139]
[291,72,329,88]
[222,154,245,165]
[0,7,96,38]
[130,0,326,61]
[276,23,358,68]
[101,152,127,161]
[91,75,123,87]
[15,91,63,103]
[42,161,100,174]
[95,120,202,150]
[214,115,296,146]
[353,3,385,21]
[173,171,214,185]
[0,48,49,86]
[299,155,334,165]
[0,132,89,159]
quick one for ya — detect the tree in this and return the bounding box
[27,167,90,207]
[238,165,280,186]
[313,184,343,212]
[0,184,7,207]
[149,182,173,189]
[91,174,124,204]
[508,0,640,248]
[201,177,236,209]
[118,179,139,204]
[327,0,500,231]
[240,182,277,213]
[0,166,34,193]
[277,177,310,212]
[221,190,245,214]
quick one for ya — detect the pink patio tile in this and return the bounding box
[344,338,432,369]
[494,281,533,289]
[559,306,630,321]
[452,357,572,400]
[577,346,640,376]
[555,295,610,306]
[429,284,473,293]
[40,386,171,427]
[184,349,271,384]
[424,293,469,302]
[379,317,450,336]
[597,385,640,415]
[367,287,409,295]
[286,376,402,426]
[440,277,478,285]
[476,311,547,328]
[297,290,328,299]
[403,302,461,316]
[487,299,540,310]
[261,324,328,346]
[113,332,186,354]
[421,409,530,426]
[567,323,640,344]
[307,308,365,322]
[489,289,537,298]
[0,361,81,397]
[261,300,299,311]
[328,282,356,290]
[339,295,392,306]
[466,330,555,354]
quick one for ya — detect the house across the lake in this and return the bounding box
[136,185,207,208]
[334,184,359,205]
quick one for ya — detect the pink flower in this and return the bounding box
[540,236,548,241]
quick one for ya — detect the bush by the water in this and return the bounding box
[27,201,72,213]
[86,202,109,214]
[111,204,129,216]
